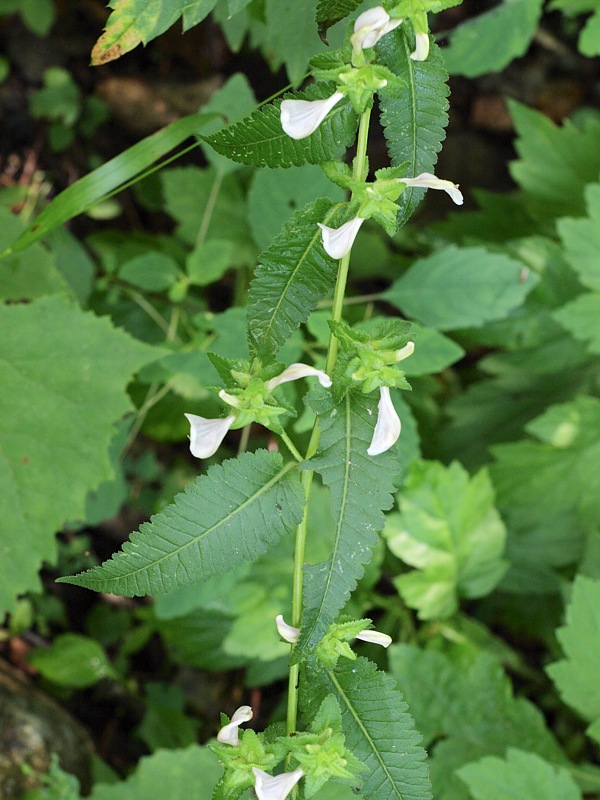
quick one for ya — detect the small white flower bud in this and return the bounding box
[275,614,300,644]
[266,364,331,392]
[351,7,403,51]
[356,629,392,648]
[216,705,253,746]
[400,172,463,205]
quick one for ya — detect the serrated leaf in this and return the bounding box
[247,198,340,359]
[556,183,600,290]
[377,31,449,227]
[441,0,544,78]
[302,656,431,800]
[509,100,600,219]
[203,84,358,168]
[382,246,536,331]
[315,0,361,42]
[384,461,507,620]
[0,296,160,615]
[59,450,305,596]
[296,389,403,654]
[546,576,600,741]
[457,749,582,800]
[554,293,600,354]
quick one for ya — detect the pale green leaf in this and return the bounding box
[186,239,235,286]
[296,388,403,654]
[556,183,600,290]
[546,576,600,741]
[0,295,160,615]
[59,450,305,596]
[384,461,507,620]
[382,246,536,331]
[302,656,432,800]
[247,198,340,359]
[458,749,582,800]
[441,0,544,77]
[119,251,181,291]
[21,0,55,35]
[88,746,222,800]
[554,293,600,354]
[203,84,358,168]
[579,9,600,55]
[509,100,600,219]
[377,32,449,227]
[28,634,117,688]
[265,0,326,83]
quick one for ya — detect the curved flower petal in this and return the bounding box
[280,92,344,140]
[351,6,402,51]
[218,389,241,407]
[396,341,415,362]
[318,216,365,260]
[367,386,401,456]
[266,363,332,391]
[253,768,304,800]
[356,629,392,648]
[217,705,253,746]
[275,614,300,644]
[184,413,236,459]
[410,32,430,61]
[401,172,463,205]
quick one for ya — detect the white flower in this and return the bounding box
[356,629,392,648]
[280,91,344,140]
[184,413,236,459]
[266,364,331,391]
[217,705,253,746]
[276,615,300,644]
[400,172,463,205]
[396,341,415,362]
[367,386,401,456]
[253,768,304,800]
[318,216,365,259]
[351,6,403,52]
[410,32,430,61]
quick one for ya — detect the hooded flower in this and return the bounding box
[318,216,365,259]
[401,172,463,205]
[280,91,344,140]
[410,31,430,61]
[276,615,391,648]
[253,768,304,800]
[367,386,401,456]
[351,6,403,52]
[266,363,331,391]
[355,629,392,647]
[217,705,253,746]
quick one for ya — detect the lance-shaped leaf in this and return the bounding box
[59,450,305,596]
[247,198,341,359]
[203,84,358,169]
[302,656,431,800]
[316,0,363,42]
[295,389,403,655]
[377,30,449,227]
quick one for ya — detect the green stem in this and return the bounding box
[280,430,304,463]
[285,106,372,743]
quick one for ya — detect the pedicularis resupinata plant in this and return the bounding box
[59,4,464,797]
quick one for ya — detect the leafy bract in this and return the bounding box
[296,388,403,655]
[382,246,536,331]
[546,576,600,743]
[203,84,358,168]
[91,0,218,64]
[384,461,508,620]
[0,295,159,615]
[377,32,449,227]
[59,450,305,596]
[388,646,566,800]
[509,100,600,219]
[441,0,544,77]
[247,198,340,359]
[316,0,362,42]
[302,656,431,800]
[457,749,582,800]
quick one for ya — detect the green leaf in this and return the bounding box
[302,656,431,800]
[549,0,600,56]
[546,576,600,742]
[296,389,403,654]
[377,32,449,227]
[137,683,200,750]
[265,0,326,83]
[457,749,582,800]
[21,0,55,36]
[28,633,117,688]
[384,461,508,620]
[203,84,358,168]
[554,293,600,354]
[441,0,544,78]
[4,112,214,255]
[91,0,218,64]
[316,0,362,42]
[59,450,305,596]
[88,746,222,800]
[556,183,600,290]
[119,251,181,291]
[0,295,159,615]
[247,198,340,359]
[382,246,536,331]
[186,239,235,286]
[509,100,600,219]
[401,325,464,376]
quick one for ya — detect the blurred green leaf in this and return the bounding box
[549,0,600,55]
[199,73,257,174]
[30,67,80,125]
[29,634,117,688]
[265,0,326,83]
[119,252,181,291]
[137,683,200,751]
[186,239,235,286]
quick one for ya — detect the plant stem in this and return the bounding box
[285,106,372,743]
